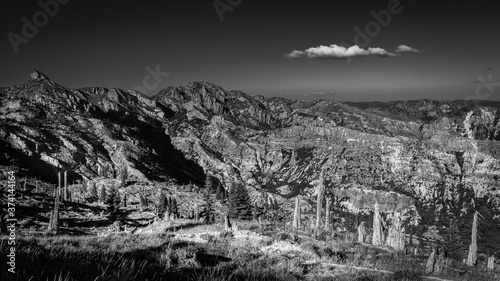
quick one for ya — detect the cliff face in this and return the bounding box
[0,72,205,185]
[1,72,499,208]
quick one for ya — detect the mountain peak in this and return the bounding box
[30,70,50,81]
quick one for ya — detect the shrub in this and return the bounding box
[200,233,216,243]
[219,231,234,239]
[274,232,301,245]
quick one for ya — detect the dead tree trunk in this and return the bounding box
[293,196,301,229]
[406,234,416,255]
[425,248,436,274]
[63,171,68,201]
[357,221,366,243]
[315,172,325,230]
[467,211,479,266]
[386,212,406,251]
[48,183,60,234]
[57,172,61,198]
[372,203,385,246]
[325,197,331,231]
[487,254,495,270]
[224,214,231,231]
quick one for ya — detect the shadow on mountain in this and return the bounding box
[102,109,206,185]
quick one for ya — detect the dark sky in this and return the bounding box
[1,0,499,101]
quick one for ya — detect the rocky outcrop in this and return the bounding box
[0,71,205,185]
[1,72,499,212]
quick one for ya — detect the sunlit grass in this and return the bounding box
[1,225,498,281]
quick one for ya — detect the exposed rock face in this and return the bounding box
[0,73,205,185]
[1,73,499,212]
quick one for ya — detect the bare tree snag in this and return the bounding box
[386,211,406,251]
[325,196,331,231]
[48,182,60,234]
[467,211,479,266]
[425,248,436,274]
[224,214,231,231]
[357,221,366,243]
[333,186,415,250]
[57,172,61,198]
[64,171,68,201]
[487,254,495,270]
[372,203,385,246]
[316,170,325,230]
[293,196,301,229]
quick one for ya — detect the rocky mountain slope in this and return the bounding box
[1,71,499,209]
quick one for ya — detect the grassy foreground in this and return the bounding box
[1,220,499,281]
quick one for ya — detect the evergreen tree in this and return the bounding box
[205,175,212,191]
[201,189,215,223]
[105,186,121,219]
[216,183,224,201]
[170,197,178,218]
[228,184,252,220]
[443,217,463,259]
[201,176,215,223]
[99,187,106,203]
[158,193,167,219]
[88,182,98,202]
[139,194,147,211]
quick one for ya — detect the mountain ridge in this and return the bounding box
[0,71,499,211]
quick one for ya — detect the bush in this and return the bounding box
[219,231,234,239]
[314,230,332,241]
[200,233,217,243]
[274,232,301,245]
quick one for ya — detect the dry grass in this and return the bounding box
[1,221,499,281]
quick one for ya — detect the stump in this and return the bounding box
[425,250,436,274]
[487,255,495,270]
[434,253,445,275]
[357,221,366,243]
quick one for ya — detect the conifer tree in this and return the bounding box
[158,193,167,219]
[228,184,252,220]
[216,183,225,200]
[170,197,178,219]
[105,186,121,220]
[205,175,212,191]
[99,187,106,203]
[88,182,98,202]
[202,189,215,223]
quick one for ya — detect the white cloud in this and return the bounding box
[285,44,422,59]
[395,44,421,53]
[284,44,397,59]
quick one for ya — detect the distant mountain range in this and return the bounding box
[1,71,499,210]
[346,100,500,110]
